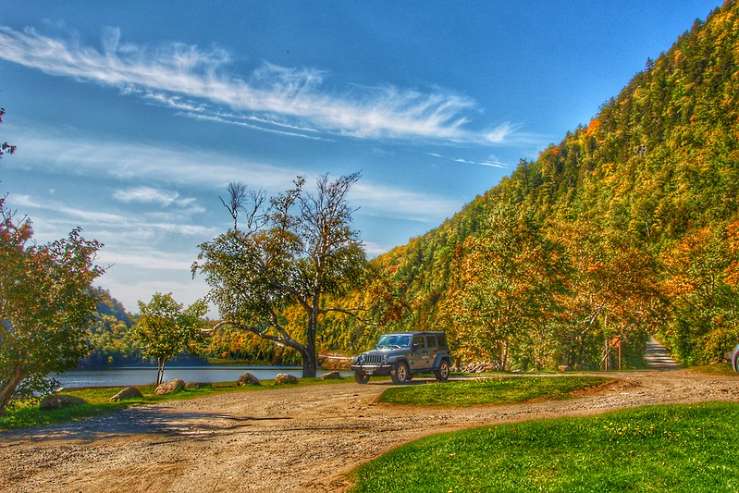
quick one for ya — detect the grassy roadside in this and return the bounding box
[0,376,348,431]
[378,376,611,406]
[689,363,737,376]
[351,402,739,493]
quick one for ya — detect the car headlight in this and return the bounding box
[354,355,364,364]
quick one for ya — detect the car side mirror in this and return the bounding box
[412,343,420,351]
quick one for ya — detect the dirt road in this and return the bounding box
[1,370,737,493]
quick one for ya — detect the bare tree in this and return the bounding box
[219,182,247,231]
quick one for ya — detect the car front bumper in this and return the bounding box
[351,364,392,376]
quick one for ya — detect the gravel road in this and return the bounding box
[1,370,737,493]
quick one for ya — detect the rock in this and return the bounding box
[154,379,186,395]
[274,373,299,385]
[237,372,261,386]
[321,371,342,380]
[558,364,571,372]
[185,382,211,390]
[39,394,86,410]
[110,386,143,401]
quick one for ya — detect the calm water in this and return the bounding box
[55,366,347,388]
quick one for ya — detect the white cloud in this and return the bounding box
[6,192,217,237]
[113,186,178,205]
[97,275,210,314]
[98,250,195,271]
[0,25,516,144]
[112,185,203,213]
[181,111,330,141]
[11,130,460,222]
[428,152,508,169]
[362,241,389,257]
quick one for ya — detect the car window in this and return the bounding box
[376,334,411,348]
[412,335,425,348]
[437,334,447,348]
[426,335,437,348]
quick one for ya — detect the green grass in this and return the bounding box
[0,376,348,431]
[378,376,610,406]
[690,363,738,376]
[352,402,739,493]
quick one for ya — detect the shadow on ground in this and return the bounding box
[0,406,293,443]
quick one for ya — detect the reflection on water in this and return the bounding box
[54,366,345,388]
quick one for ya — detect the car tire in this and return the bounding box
[354,371,370,384]
[434,359,450,382]
[734,354,739,373]
[391,361,410,384]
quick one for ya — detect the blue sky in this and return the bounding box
[0,0,720,312]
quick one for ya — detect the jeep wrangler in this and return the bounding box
[351,331,452,384]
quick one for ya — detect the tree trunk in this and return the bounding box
[303,294,319,378]
[0,367,24,414]
[302,347,317,378]
[156,358,166,386]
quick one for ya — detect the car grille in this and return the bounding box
[363,354,384,365]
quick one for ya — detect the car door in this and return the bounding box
[425,335,438,369]
[410,334,426,370]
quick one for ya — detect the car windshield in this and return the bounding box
[376,334,411,349]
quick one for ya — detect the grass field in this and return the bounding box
[0,376,348,430]
[378,376,611,406]
[351,402,739,493]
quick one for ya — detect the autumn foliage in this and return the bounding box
[317,1,739,368]
[0,198,103,412]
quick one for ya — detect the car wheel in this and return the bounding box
[354,371,370,384]
[734,354,739,373]
[391,361,410,384]
[435,359,450,382]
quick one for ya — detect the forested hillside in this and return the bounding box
[318,1,738,369]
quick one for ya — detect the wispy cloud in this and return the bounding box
[7,193,217,237]
[9,129,460,222]
[113,186,203,213]
[180,111,330,141]
[0,25,515,144]
[428,152,508,169]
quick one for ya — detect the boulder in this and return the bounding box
[40,394,86,410]
[237,372,261,386]
[320,371,343,380]
[184,382,211,390]
[274,373,299,385]
[110,386,144,402]
[154,379,186,395]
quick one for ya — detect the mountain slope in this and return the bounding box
[321,1,738,368]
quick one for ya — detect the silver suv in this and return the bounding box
[351,331,452,384]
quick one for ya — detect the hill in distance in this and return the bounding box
[320,0,738,370]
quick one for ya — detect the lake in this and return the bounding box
[55,366,349,388]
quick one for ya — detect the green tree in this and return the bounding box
[441,206,570,370]
[131,292,207,385]
[194,174,367,377]
[0,198,102,413]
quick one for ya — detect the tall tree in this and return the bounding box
[441,206,570,370]
[131,292,207,386]
[194,174,367,377]
[0,199,102,413]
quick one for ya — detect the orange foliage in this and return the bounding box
[585,118,601,137]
